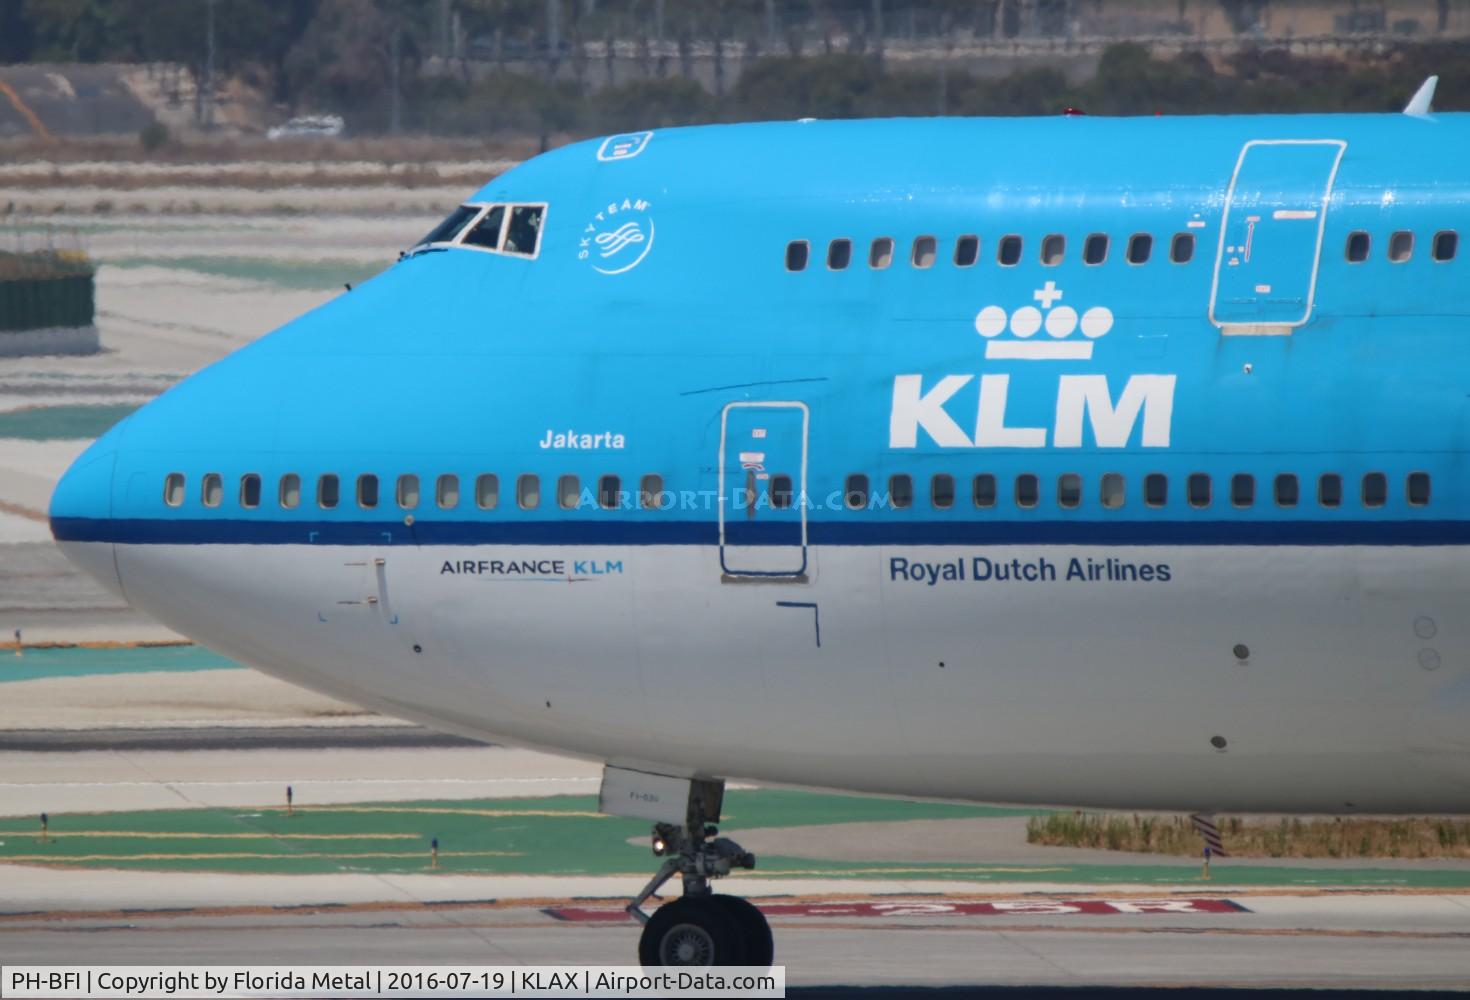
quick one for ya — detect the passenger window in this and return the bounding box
[357,474,379,509]
[1015,473,1039,509]
[517,474,540,510]
[1144,473,1167,508]
[396,474,420,509]
[240,473,261,509]
[598,474,621,510]
[1127,233,1153,264]
[1362,472,1387,508]
[827,238,852,270]
[1041,234,1065,266]
[954,235,979,267]
[845,473,869,509]
[1388,231,1414,263]
[437,474,460,509]
[202,473,222,508]
[1318,473,1342,508]
[785,240,809,272]
[869,237,894,269]
[1187,473,1210,508]
[1274,473,1298,507]
[1433,230,1458,262]
[889,474,914,510]
[459,205,506,249]
[164,473,185,507]
[1100,472,1124,509]
[502,205,544,256]
[931,473,955,509]
[770,474,794,510]
[557,474,580,510]
[997,235,1022,267]
[911,236,938,269]
[318,474,339,509]
[414,204,478,248]
[1230,473,1254,508]
[639,474,665,510]
[475,474,498,509]
[279,474,301,509]
[1407,471,1431,506]
[1170,233,1195,263]
[1083,233,1108,265]
[1346,231,1370,262]
[972,473,997,509]
[1057,472,1081,509]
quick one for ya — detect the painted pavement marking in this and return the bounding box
[546,897,1250,922]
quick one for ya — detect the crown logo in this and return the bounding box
[974,282,1114,360]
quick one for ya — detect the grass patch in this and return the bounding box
[0,644,235,684]
[105,256,383,291]
[1027,812,1470,859]
[0,403,136,440]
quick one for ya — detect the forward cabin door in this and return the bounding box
[1209,139,1346,330]
[719,401,809,580]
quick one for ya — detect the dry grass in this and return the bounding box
[1027,812,1470,859]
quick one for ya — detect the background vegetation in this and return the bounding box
[1028,812,1470,859]
[3,1,1470,139]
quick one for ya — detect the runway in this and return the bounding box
[4,890,1469,990]
[2,745,1470,992]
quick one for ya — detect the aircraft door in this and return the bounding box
[718,401,809,580]
[1210,139,1346,329]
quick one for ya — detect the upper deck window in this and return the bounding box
[1433,231,1458,262]
[827,238,852,270]
[954,235,979,267]
[997,235,1023,267]
[1388,231,1414,263]
[1170,233,1195,263]
[503,205,545,256]
[1127,233,1153,264]
[460,205,506,250]
[869,238,894,269]
[1083,233,1108,265]
[1346,231,1370,262]
[1041,234,1065,266]
[414,205,479,248]
[786,240,809,271]
[911,236,938,268]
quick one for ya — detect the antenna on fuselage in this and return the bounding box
[1404,76,1438,117]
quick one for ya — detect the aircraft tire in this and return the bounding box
[711,894,774,968]
[638,896,748,967]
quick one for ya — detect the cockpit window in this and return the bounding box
[415,204,478,248]
[460,205,506,250]
[503,205,545,256]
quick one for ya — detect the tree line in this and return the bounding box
[2,1,1468,139]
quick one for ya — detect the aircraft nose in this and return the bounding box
[49,436,125,600]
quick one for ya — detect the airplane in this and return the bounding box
[49,79,1470,966]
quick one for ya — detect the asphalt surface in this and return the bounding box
[3,893,1469,991]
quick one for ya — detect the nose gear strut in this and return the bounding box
[616,774,772,967]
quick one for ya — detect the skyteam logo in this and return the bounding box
[889,282,1176,450]
[578,197,654,275]
[975,281,1114,361]
[596,131,653,161]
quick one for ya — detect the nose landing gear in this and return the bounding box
[619,777,772,967]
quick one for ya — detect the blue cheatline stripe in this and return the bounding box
[47,515,1470,547]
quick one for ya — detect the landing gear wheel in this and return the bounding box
[712,895,773,968]
[639,896,748,967]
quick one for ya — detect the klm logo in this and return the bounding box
[889,283,1176,450]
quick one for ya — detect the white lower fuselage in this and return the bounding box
[78,538,1470,814]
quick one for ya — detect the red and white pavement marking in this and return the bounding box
[545,897,1250,922]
